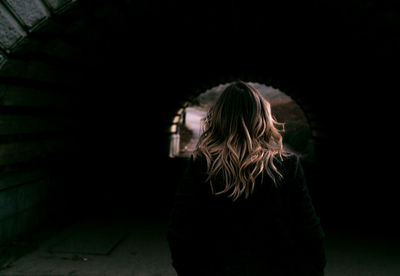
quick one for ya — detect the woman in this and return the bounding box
[167,81,326,276]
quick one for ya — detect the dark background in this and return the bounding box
[56,0,400,234]
[1,0,399,240]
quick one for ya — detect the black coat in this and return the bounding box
[167,153,326,276]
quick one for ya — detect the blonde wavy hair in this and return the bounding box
[193,81,288,201]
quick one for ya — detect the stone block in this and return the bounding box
[0,52,6,69]
[0,213,17,245]
[0,188,18,221]
[0,114,73,135]
[0,178,48,221]
[0,3,26,51]
[3,0,50,30]
[0,203,46,245]
[43,0,75,12]
[16,179,48,213]
[0,139,69,167]
[0,142,46,166]
[40,38,83,61]
[0,84,72,108]
[0,58,76,86]
[14,204,44,239]
[0,169,45,191]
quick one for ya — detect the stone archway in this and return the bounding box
[1,0,398,247]
[172,81,317,163]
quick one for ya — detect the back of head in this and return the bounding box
[194,81,287,201]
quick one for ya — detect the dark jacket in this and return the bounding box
[167,153,326,276]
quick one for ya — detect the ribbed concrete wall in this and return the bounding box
[0,0,79,245]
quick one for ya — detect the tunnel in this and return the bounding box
[0,0,399,275]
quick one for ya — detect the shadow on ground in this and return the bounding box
[1,214,400,276]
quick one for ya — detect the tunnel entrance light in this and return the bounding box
[168,82,314,161]
[168,104,188,158]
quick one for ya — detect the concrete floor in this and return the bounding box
[324,229,400,276]
[0,216,177,276]
[0,216,399,276]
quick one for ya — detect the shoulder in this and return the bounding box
[274,152,302,180]
[275,152,299,168]
[192,152,208,167]
[187,153,208,176]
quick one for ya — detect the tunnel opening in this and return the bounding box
[169,82,316,164]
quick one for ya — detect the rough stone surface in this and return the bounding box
[0,188,18,221]
[0,178,49,245]
[0,84,72,108]
[0,58,72,85]
[0,179,48,221]
[44,0,74,11]
[16,179,49,213]
[0,170,44,191]
[0,52,6,69]
[3,0,49,30]
[0,203,46,245]
[0,3,26,51]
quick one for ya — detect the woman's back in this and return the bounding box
[167,81,326,275]
[168,154,325,276]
